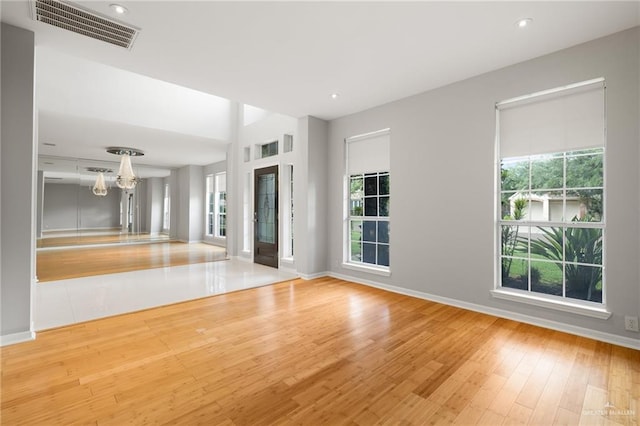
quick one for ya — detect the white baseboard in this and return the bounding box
[279,265,297,275]
[232,255,252,263]
[327,272,640,351]
[299,271,329,280]
[1,330,36,347]
[202,240,226,249]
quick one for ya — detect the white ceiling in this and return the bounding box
[1,1,639,172]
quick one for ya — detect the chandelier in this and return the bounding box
[106,147,144,189]
[86,167,112,197]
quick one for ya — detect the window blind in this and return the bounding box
[498,79,605,158]
[216,173,226,192]
[346,129,390,175]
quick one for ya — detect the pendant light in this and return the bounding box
[86,167,113,197]
[106,147,144,189]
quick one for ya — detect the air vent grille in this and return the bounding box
[31,0,139,49]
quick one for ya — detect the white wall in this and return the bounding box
[1,24,36,343]
[225,142,237,256]
[327,27,640,342]
[234,110,298,268]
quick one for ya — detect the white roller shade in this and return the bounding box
[216,172,226,192]
[498,79,605,158]
[346,129,390,175]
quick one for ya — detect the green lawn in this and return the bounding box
[504,253,602,295]
[507,254,562,283]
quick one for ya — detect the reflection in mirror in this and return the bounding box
[37,155,172,248]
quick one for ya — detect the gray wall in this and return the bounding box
[177,165,204,242]
[295,116,329,276]
[42,182,121,230]
[167,171,179,239]
[1,24,36,340]
[145,177,164,235]
[327,27,640,341]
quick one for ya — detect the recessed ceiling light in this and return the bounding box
[110,4,128,14]
[330,93,340,100]
[516,18,533,28]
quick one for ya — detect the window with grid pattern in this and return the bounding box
[497,79,605,304]
[345,129,390,271]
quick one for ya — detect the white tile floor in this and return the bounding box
[34,259,298,331]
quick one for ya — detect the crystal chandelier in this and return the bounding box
[93,172,108,196]
[106,147,144,190]
[86,167,112,197]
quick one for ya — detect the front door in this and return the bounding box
[254,166,278,268]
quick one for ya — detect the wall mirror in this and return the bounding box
[37,155,172,249]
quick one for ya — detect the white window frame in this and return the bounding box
[214,172,227,239]
[162,183,170,232]
[242,172,251,253]
[256,140,278,160]
[343,128,391,276]
[205,174,215,236]
[281,164,294,261]
[492,78,610,319]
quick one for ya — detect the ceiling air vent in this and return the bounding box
[31,0,139,49]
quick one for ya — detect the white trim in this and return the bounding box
[327,272,639,351]
[491,288,611,319]
[233,254,252,263]
[299,271,328,280]
[496,77,605,108]
[342,262,391,277]
[344,128,390,144]
[37,239,169,251]
[278,264,296,275]
[255,139,279,160]
[202,240,226,249]
[1,330,36,347]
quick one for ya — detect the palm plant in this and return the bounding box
[529,219,603,302]
[501,197,526,282]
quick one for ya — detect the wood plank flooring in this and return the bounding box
[37,232,170,248]
[1,277,638,425]
[37,242,227,282]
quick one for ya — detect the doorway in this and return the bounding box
[254,165,278,268]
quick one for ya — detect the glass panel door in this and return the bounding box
[254,166,278,268]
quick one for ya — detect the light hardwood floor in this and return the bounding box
[37,242,227,282]
[37,231,170,248]
[1,277,638,425]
